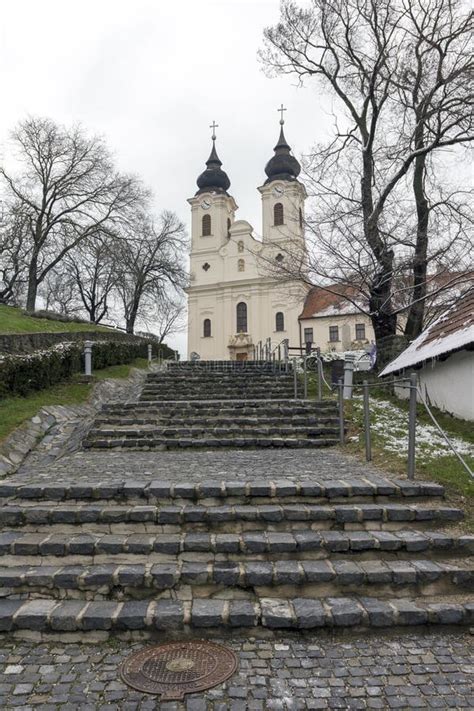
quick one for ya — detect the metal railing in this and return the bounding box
[336,372,473,480]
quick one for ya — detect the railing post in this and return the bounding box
[408,372,417,480]
[316,347,322,402]
[303,355,308,399]
[338,377,344,444]
[84,340,93,377]
[337,378,344,444]
[293,358,298,399]
[363,379,371,461]
[147,343,152,365]
[343,354,355,399]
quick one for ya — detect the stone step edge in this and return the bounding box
[84,438,340,449]
[1,596,472,632]
[0,559,472,591]
[0,503,463,526]
[2,478,442,501]
[1,530,469,557]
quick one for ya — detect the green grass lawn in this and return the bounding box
[0,304,113,334]
[0,358,149,443]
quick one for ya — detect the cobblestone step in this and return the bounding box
[0,502,463,530]
[84,436,340,449]
[93,415,341,427]
[102,400,337,413]
[1,529,468,559]
[0,559,471,599]
[86,425,341,439]
[0,595,472,632]
[0,478,445,502]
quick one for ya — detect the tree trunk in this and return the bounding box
[404,149,429,341]
[25,256,38,313]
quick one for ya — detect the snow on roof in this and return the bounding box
[380,290,474,376]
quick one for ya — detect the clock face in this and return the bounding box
[201,198,212,210]
[272,185,284,197]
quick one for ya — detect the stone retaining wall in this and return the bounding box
[0,330,146,355]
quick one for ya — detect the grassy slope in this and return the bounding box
[0,305,112,334]
[0,358,149,443]
[305,372,473,527]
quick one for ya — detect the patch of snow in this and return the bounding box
[352,396,474,462]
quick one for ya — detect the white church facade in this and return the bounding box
[186,116,309,361]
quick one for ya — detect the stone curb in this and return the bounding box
[0,503,463,527]
[0,478,445,501]
[0,596,472,632]
[1,529,471,557]
[0,558,472,592]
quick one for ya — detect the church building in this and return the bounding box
[186,114,309,361]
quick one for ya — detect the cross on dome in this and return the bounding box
[209,120,219,141]
[278,103,287,125]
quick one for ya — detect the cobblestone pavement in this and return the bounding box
[14,448,390,484]
[0,631,472,710]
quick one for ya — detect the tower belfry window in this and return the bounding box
[274,202,284,226]
[202,214,211,236]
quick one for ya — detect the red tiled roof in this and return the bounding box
[299,285,364,319]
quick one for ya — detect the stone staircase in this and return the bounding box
[83,361,340,450]
[0,477,472,633]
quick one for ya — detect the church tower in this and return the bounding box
[258,107,307,246]
[188,125,237,277]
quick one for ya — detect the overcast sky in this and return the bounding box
[1,0,330,355]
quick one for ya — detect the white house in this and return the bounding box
[186,117,308,361]
[380,291,474,421]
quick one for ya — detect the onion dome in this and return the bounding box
[264,121,301,184]
[196,137,231,195]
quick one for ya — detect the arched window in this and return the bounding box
[238,240,244,253]
[203,319,211,337]
[202,214,211,236]
[274,202,284,226]
[299,207,303,228]
[275,312,284,332]
[236,302,247,333]
[227,218,231,238]
[238,259,245,272]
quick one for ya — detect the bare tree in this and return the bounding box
[66,233,118,323]
[0,116,146,312]
[394,0,473,338]
[114,210,187,334]
[152,293,186,344]
[40,264,80,316]
[260,0,474,354]
[0,201,29,304]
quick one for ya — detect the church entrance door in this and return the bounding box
[236,352,248,362]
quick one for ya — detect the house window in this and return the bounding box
[202,214,211,236]
[238,240,244,253]
[203,319,211,337]
[304,328,313,344]
[275,312,284,332]
[236,302,247,333]
[227,218,231,237]
[355,323,366,340]
[238,259,245,272]
[329,326,339,342]
[274,202,284,226]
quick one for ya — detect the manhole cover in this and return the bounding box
[120,640,238,700]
